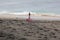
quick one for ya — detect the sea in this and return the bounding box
[0,0,60,15]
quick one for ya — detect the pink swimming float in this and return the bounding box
[26,18,32,22]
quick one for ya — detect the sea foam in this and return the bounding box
[0,11,60,17]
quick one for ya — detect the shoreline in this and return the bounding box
[0,14,60,21]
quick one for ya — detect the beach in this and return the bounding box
[0,17,60,40]
[0,13,60,21]
[0,0,60,40]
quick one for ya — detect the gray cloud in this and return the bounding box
[0,0,60,14]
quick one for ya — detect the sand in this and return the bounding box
[0,19,60,40]
[1,14,60,21]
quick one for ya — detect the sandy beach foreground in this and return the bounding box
[0,19,60,40]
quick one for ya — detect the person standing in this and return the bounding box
[29,12,31,19]
[26,12,32,22]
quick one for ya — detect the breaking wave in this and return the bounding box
[0,11,60,17]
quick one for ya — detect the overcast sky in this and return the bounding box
[0,0,60,14]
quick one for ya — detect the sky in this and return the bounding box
[0,0,60,14]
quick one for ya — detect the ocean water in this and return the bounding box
[0,0,60,15]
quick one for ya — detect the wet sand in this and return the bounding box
[1,14,60,21]
[0,19,60,40]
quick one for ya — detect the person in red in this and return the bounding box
[26,12,32,22]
